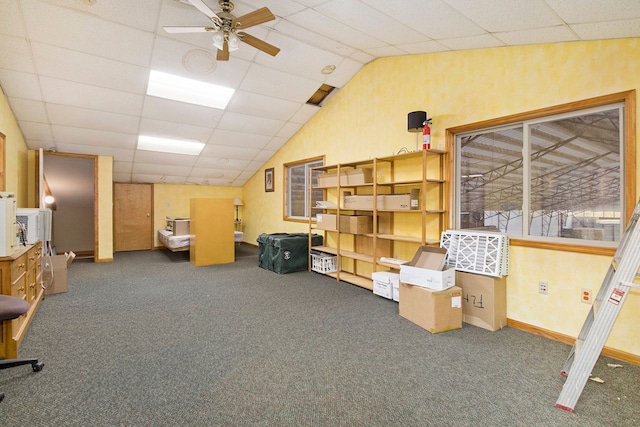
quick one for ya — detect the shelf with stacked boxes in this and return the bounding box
[309,149,448,291]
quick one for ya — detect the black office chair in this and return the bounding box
[0,295,44,402]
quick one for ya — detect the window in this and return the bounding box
[284,157,324,221]
[451,91,635,251]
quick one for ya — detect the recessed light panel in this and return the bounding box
[147,70,234,109]
[138,135,205,156]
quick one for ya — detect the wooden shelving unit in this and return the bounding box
[309,150,448,290]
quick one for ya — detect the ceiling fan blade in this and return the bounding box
[233,7,275,30]
[237,32,280,57]
[217,40,230,61]
[163,26,216,33]
[187,0,220,20]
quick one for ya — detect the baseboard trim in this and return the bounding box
[507,318,640,366]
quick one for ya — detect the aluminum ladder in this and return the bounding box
[555,199,640,412]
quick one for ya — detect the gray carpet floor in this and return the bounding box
[0,245,638,426]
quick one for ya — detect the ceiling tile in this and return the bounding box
[132,174,186,184]
[142,95,223,129]
[289,104,320,124]
[54,143,135,162]
[21,0,154,67]
[286,8,386,50]
[226,91,301,121]
[0,35,37,73]
[113,161,133,173]
[31,43,149,94]
[546,0,640,23]
[138,118,214,143]
[134,150,198,167]
[132,162,193,176]
[570,19,640,40]
[240,63,320,103]
[193,156,250,170]
[40,0,161,32]
[8,98,48,122]
[206,129,271,149]
[201,144,260,160]
[364,0,486,40]
[0,0,27,37]
[443,0,563,32]
[273,20,358,58]
[217,111,285,136]
[0,70,42,100]
[39,77,144,116]
[277,121,303,139]
[18,121,53,145]
[316,0,429,45]
[47,104,140,134]
[113,172,133,183]
[439,33,505,51]
[494,26,578,46]
[52,125,137,149]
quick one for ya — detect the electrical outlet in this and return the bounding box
[539,280,549,295]
[581,288,592,304]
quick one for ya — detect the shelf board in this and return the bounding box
[375,234,422,243]
[338,249,374,263]
[327,271,373,290]
[377,179,423,186]
[312,245,337,255]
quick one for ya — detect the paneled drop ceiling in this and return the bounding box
[1,0,639,189]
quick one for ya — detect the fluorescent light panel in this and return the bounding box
[147,70,234,109]
[138,135,204,156]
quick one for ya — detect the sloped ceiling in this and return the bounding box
[1,0,639,190]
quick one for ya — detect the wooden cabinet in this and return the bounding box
[309,150,448,290]
[0,242,44,358]
[190,198,235,266]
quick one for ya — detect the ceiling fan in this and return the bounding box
[165,0,280,61]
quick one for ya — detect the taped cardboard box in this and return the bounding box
[456,271,507,331]
[317,168,373,188]
[399,283,462,333]
[343,189,420,211]
[46,251,76,295]
[399,246,455,290]
[315,214,373,234]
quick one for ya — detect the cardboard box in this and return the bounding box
[317,168,373,187]
[315,213,337,231]
[399,283,462,333]
[46,251,76,295]
[399,246,455,290]
[343,189,420,211]
[372,271,399,300]
[456,271,507,331]
[315,214,373,234]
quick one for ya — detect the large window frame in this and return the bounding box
[447,91,636,255]
[284,156,324,222]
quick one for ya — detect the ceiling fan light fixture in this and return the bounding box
[212,33,225,51]
[227,33,240,52]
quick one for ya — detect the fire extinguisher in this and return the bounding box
[422,118,432,150]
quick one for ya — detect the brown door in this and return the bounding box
[114,183,152,252]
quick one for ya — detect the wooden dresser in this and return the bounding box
[0,242,44,358]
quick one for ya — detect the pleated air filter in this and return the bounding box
[440,230,509,277]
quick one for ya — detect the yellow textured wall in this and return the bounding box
[242,38,640,356]
[153,184,242,247]
[0,87,28,206]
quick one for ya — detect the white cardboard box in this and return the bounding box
[399,246,455,290]
[372,271,399,300]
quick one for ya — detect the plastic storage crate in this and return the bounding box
[311,252,337,274]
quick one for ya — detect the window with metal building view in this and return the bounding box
[456,102,625,246]
[285,157,323,221]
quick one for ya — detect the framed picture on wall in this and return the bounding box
[265,168,274,192]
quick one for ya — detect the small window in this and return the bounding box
[284,157,324,221]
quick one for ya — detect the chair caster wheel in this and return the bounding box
[32,362,44,372]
